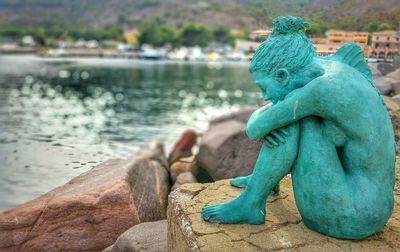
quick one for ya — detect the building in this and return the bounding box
[123,28,139,46]
[326,29,369,55]
[21,36,35,47]
[234,39,261,53]
[326,30,369,45]
[309,37,328,45]
[368,30,399,59]
[313,43,344,56]
[250,29,272,41]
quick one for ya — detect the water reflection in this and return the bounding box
[0,56,258,211]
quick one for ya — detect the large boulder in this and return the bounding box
[0,141,170,252]
[385,69,400,95]
[377,62,398,76]
[168,178,400,252]
[196,108,262,180]
[104,220,167,252]
[374,76,393,96]
[371,63,394,96]
[168,130,198,164]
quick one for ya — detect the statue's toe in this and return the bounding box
[208,215,222,224]
[202,205,220,220]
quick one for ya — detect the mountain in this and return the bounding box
[0,0,398,30]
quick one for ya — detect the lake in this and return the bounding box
[0,55,259,211]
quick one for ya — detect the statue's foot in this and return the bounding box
[230,176,250,188]
[201,196,265,224]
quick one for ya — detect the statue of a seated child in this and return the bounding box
[202,16,395,240]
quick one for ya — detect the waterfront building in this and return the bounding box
[123,28,139,46]
[326,29,369,55]
[310,29,370,56]
[22,36,35,47]
[313,43,343,56]
[234,39,261,53]
[250,29,272,40]
[368,30,399,59]
[326,30,369,45]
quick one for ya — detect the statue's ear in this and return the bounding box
[276,68,289,85]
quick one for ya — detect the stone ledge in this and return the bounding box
[167,178,400,251]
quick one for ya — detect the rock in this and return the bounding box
[377,62,397,76]
[395,158,400,196]
[171,172,197,191]
[374,77,393,95]
[167,178,400,252]
[196,108,262,180]
[383,96,400,112]
[390,110,400,153]
[369,63,381,76]
[0,141,170,252]
[385,69,400,95]
[103,220,167,252]
[391,94,400,105]
[209,107,256,125]
[169,130,198,164]
[170,160,195,183]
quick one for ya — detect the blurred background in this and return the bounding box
[0,0,399,211]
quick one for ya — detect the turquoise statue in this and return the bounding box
[202,16,395,240]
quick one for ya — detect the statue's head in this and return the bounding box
[250,16,316,103]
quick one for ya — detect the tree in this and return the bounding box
[365,23,379,32]
[34,27,46,46]
[305,23,324,38]
[212,26,235,46]
[178,23,212,47]
[139,19,175,46]
[232,30,250,41]
[378,23,392,31]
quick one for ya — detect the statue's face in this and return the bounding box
[252,70,290,104]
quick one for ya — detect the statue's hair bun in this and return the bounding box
[272,16,309,35]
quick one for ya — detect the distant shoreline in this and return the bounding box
[0,54,253,66]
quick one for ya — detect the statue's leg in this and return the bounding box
[292,117,374,239]
[202,122,299,224]
[230,175,251,188]
[231,175,280,194]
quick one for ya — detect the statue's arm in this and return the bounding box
[246,83,320,140]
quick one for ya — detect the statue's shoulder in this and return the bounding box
[325,43,372,82]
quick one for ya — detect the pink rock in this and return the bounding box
[168,130,197,164]
[196,109,262,180]
[0,141,170,252]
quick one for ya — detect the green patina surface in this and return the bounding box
[202,16,396,240]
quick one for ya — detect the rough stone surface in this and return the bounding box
[168,177,400,252]
[172,172,197,191]
[0,141,170,252]
[390,110,400,154]
[103,220,167,252]
[196,108,262,180]
[383,96,400,112]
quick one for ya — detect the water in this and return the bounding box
[0,55,259,211]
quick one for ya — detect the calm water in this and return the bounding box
[0,55,258,211]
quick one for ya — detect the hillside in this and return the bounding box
[0,0,399,30]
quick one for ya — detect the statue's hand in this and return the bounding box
[247,103,274,140]
[262,128,289,148]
